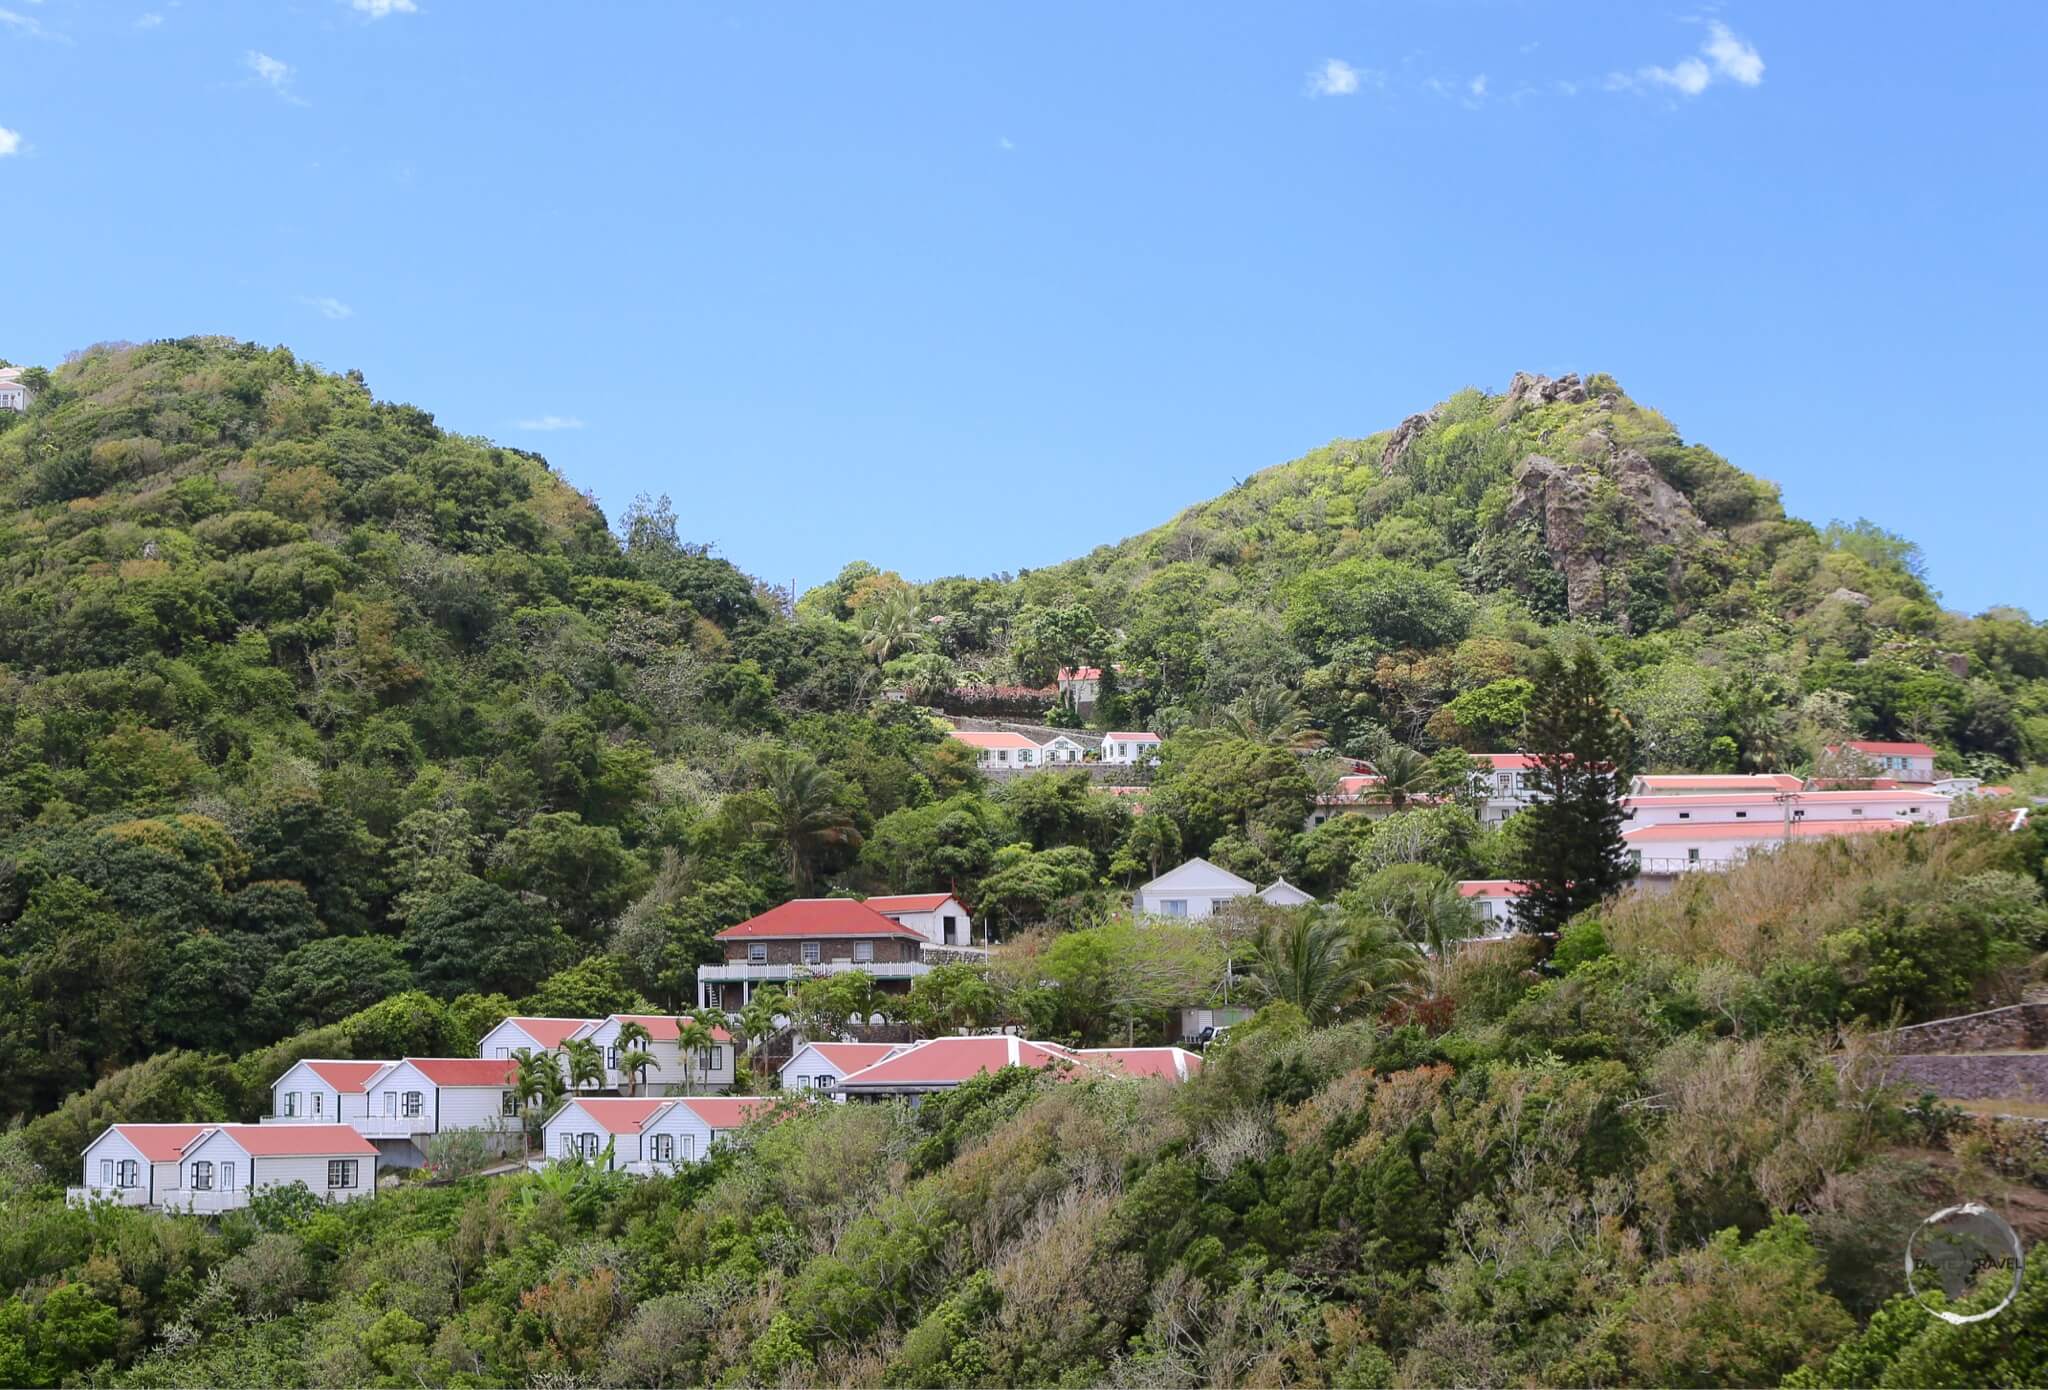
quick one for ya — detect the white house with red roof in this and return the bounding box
[833,1035,1087,1098]
[1133,857,1255,920]
[699,897,941,1009]
[863,892,979,949]
[1455,880,1530,936]
[1100,731,1162,766]
[268,1059,393,1125]
[1040,733,1090,764]
[1629,773,1806,796]
[1307,772,1397,828]
[339,1058,523,1166]
[477,1016,598,1060]
[0,368,31,414]
[71,1123,212,1208]
[1467,753,1546,824]
[1825,740,1938,783]
[779,1041,903,1097]
[580,1013,735,1095]
[1056,666,1104,713]
[1620,783,1950,878]
[1074,1047,1205,1081]
[540,1095,776,1173]
[169,1124,380,1213]
[950,729,1043,769]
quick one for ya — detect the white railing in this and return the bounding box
[352,1115,430,1138]
[170,1188,246,1215]
[65,1184,135,1207]
[699,960,932,983]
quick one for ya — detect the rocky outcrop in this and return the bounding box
[1504,433,1705,629]
[1824,587,1873,608]
[1378,407,1442,473]
[1501,371,1588,414]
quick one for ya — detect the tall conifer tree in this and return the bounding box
[1510,640,1637,938]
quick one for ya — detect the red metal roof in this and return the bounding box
[101,1123,210,1162]
[1635,774,1805,792]
[566,1098,671,1135]
[500,1017,596,1049]
[836,1036,1081,1088]
[949,730,1040,750]
[1625,790,1939,808]
[1624,819,1912,843]
[404,1058,519,1087]
[1456,879,1531,898]
[1837,740,1936,757]
[1478,753,1540,769]
[863,893,953,913]
[1074,1047,1204,1081]
[779,1042,901,1076]
[605,1013,733,1044]
[716,898,925,941]
[1105,731,1161,741]
[213,1124,379,1157]
[1057,666,1103,681]
[302,1060,389,1093]
[674,1096,776,1130]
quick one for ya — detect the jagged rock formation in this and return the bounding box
[1500,370,1588,413]
[1379,407,1441,473]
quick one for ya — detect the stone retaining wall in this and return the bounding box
[1891,1003,2048,1054]
[1886,1053,2048,1103]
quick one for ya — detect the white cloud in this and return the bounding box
[0,127,21,157]
[1704,21,1764,85]
[1616,21,1763,99]
[998,135,1015,152]
[516,415,585,431]
[246,50,306,103]
[1307,58,1362,97]
[136,11,163,27]
[350,0,418,16]
[1468,74,1488,99]
[302,295,353,320]
[0,7,64,40]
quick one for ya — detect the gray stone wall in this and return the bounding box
[1890,1003,2048,1054]
[1886,1053,2048,1103]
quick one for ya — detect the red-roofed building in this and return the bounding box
[582,1014,736,1095]
[169,1124,380,1214]
[478,1016,599,1058]
[1824,740,1938,783]
[779,1041,905,1096]
[701,899,942,1009]
[864,892,979,949]
[72,1124,211,1208]
[1626,814,1926,878]
[542,1095,778,1173]
[1101,732,1162,767]
[269,1058,396,1126]
[1307,772,1401,828]
[1454,880,1531,935]
[950,729,1044,769]
[1630,773,1806,795]
[1074,1047,1205,1082]
[1469,753,1547,824]
[313,1059,526,1167]
[834,1036,1087,1097]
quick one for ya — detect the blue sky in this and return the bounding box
[3,2,2044,615]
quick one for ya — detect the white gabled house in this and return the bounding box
[170,1124,379,1214]
[269,1059,392,1125]
[863,892,979,949]
[580,1014,735,1095]
[1133,857,1255,920]
[352,1058,523,1165]
[477,1016,598,1060]
[1257,878,1315,907]
[778,1041,902,1097]
[541,1095,776,1173]
[1039,734,1089,764]
[1455,880,1529,938]
[950,730,1043,769]
[1100,731,1162,766]
[72,1124,210,1208]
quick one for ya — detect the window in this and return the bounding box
[748,943,767,963]
[1735,811,1747,819]
[101,1159,113,1186]
[942,914,958,944]
[705,983,724,1008]
[817,1076,837,1092]
[1687,848,1701,864]
[650,1133,674,1163]
[119,1160,138,1189]
[282,1091,298,1117]
[1678,811,1691,820]
[801,941,821,965]
[1160,899,1188,917]
[560,1132,577,1159]
[402,1091,424,1118]
[502,1091,520,1117]
[680,1135,696,1162]
[698,1046,721,1072]
[996,749,1008,763]
[579,1133,600,1157]
[191,1161,214,1191]
[606,1045,619,1069]
[496,1046,511,1059]
[221,1162,236,1191]
[1851,808,1863,816]
[326,1160,358,1190]
[311,1092,323,1116]
[853,940,874,963]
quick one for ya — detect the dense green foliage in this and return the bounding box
[2,341,2046,1385]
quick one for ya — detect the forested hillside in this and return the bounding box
[1,339,2046,1387]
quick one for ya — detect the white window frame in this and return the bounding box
[191,1161,214,1191]
[650,1133,674,1163]
[748,943,767,963]
[501,1090,520,1117]
[854,940,875,963]
[221,1161,237,1192]
[100,1158,114,1187]
[697,1046,720,1072]
[402,1091,424,1118]
[282,1091,298,1117]
[801,941,822,965]
[327,1159,357,1190]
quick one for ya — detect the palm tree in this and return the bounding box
[1216,680,1325,750]
[615,1019,654,1096]
[860,586,924,663]
[510,1048,558,1156]
[1241,910,1370,1025]
[673,1017,716,1096]
[746,747,862,891]
[561,1038,604,1096]
[1367,739,1438,811]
